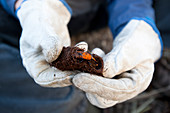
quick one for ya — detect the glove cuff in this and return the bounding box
[132,17,163,57]
[15,0,72,19]
[15,0,27,18]
[114,17,163,62]
[59,0,72,15]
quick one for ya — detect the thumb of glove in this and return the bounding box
[91,48,105,57]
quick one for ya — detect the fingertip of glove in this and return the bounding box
[91,48,105,57]
[73,73,91,88]
[72,74,82,86]
[41,36,64,63]
[102,53,118,78]
[74,41,88,51]
[103,68,116,78]
[44,45,63,63]
[45,49,62,63]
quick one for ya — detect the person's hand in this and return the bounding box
[17,0,75,87]
[73,19,162,108]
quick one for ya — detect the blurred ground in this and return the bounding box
[71,27,113,53]
[70,27,170,113]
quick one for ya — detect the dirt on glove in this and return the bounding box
[50,46,104,76]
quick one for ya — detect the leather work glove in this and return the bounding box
[17,0,77,87]
[73,18,162,108]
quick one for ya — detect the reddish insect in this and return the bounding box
[74,50,98,67]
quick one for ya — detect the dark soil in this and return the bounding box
[51,46,103,76]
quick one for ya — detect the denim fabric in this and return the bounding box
[107,0,155,37]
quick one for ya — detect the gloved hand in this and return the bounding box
[17,0,75,87]
[73,19,162,108]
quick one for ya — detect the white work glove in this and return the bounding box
[17,0,75,87]
[73,19,162,108]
